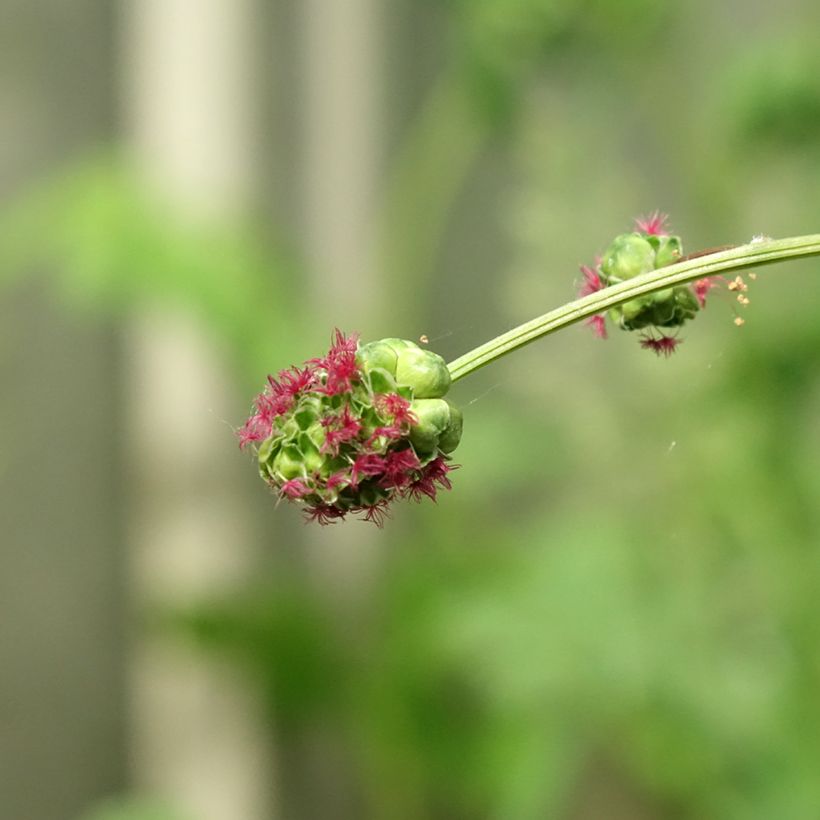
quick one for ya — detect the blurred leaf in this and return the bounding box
[721,34,820,151]
[0,155,305,386]
[80,796,191,820]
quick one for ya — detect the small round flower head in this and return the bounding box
[577,214,711,356]
[239,331,461,526]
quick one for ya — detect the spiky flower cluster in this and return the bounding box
[238,331,462,526]
[579,213,717,356]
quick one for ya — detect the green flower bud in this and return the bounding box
[409,398,451,452]
[381,338,419,353]
[395,346,451,398]
[357,340,398,376]
[600,233,656,282]
[654,235,682,268]
[437,402,463,454]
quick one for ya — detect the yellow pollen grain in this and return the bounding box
[737,294,750,306]
[419,334,429,344]
[748,272,757,280]
[734,316,745,326]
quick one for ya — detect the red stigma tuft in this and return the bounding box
[578,264,605,297]
[303,503,348,525]
[321,404,362,455]
[280,478,312,500]
[587,314,608,339]
[634,211,669,236]
[692,276,719,308]
[639,333,682,357]
[407,457,458,502]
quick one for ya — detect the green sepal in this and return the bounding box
[367,366,398,395]
[273,445,304,480]
[257,434,281,466]
[280,417,300,440]
[294,405,319,431]
[305,420,327,451]
[298,433,325,475]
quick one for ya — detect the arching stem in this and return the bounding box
[447,235,820,382]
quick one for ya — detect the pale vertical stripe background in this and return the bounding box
[120,1,385,817]
[121,2,271,819]
[300,0,387,601]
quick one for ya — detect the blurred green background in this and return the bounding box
[2,2,820,819]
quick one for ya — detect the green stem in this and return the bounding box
[447,234,820,382]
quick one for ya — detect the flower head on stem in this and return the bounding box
[240,332,462,526]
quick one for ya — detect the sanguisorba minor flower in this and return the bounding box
[239,331,462,526]
[578,213,720,356]
[240,227,820,526]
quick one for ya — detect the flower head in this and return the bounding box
[579,214,705,356]
[239,331,462,525]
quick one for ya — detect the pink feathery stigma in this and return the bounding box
[578,264,605,297]
[692,276,719,308]
[303,503,348,526]
[276,366,316,397]
[588,314,608,339]
[237,414,273,449]
[578,266,608,339]
[362,500,391,528]
[379,448,422,489]
[639,334,682,357]
[280,478,312,500]
[321,404,362,455]
[407,457,457,502]
[367,425,403,446]
[350,453,388,489]
[325,471,350,492]
[375,392,417,425]
[634,211,669,236]
[311,329,361,396]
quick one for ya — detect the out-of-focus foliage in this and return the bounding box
[3,0,820,818]
[443,0,666,125]
[177,289,820,818]
[81,797,190,820]
[0,157,303,386]
[168,2,820,816]
[722,34,820,151]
